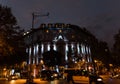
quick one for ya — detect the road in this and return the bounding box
[0,78,68,84]
[97,75,120,84]
[0,77,120,84]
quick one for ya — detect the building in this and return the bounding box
[23,23,94,72]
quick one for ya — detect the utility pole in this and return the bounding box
[32,12,49,29]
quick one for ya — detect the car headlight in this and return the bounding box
[97,78,103,81]
[51,75,53,78]
[54,74,58,77]
[12,76,15,79]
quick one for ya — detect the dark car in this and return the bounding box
[51,71,60,79]
[40,70,53,81]
[26,76,34,84]
[89,74,104,84]
[40,70,60,81]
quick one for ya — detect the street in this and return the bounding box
[0,77,120,84]
[0,79,68,84]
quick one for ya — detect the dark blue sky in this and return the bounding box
[1,0,120,48]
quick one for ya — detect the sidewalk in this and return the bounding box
[0,78,8,81]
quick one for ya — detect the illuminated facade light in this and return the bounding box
[47,43,50,51]
[24,23,93,72]
[59,29,62,33]
[46,30,49,33]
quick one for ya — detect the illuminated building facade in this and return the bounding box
[24,23,94,70]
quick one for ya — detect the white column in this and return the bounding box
[29,46,32,64]
[26,47,29,64]
[81,44,86,62]
[85,45,89,62]
[79,43,82,56]
[77,43,80,55]
[65,43,68,61]
[88,47,92,62]
[41,43,44,58]
[81,44,85,56]
[36,44,39,64]
[53,43,57,51]
[47,43,50,51]
[33,45,35,64]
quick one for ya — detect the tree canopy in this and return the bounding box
[112,30,120,66]
[0,5,27,65]
[43,49,62,67]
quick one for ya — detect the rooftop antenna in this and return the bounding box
[32,12,49,29]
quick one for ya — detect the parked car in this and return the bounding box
[26,76,34,84]
[40,70,60,81]
[51,71,60,79]
[8,75,18,80]
[40,70,53,81]
[89,74,104,84]
[111,74,120,79]
[66,69,104,84]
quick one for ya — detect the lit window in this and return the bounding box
[72,35,75,38]
[59,29,62,33]
[46,30,49,33]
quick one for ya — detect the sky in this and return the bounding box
[1,0,120,49]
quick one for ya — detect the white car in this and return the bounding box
[67,69,104,84]
[112,74,120,79]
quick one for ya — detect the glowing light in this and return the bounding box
[71,43,74,49]
[65,44,68,51]
[81,44,85,54]
[88,47,91,54]
[77,43,80,54]
[47,43,50,51]
[10,80,15,83]
[86,46,88,54]
[58,35,63,39]
[53,44,57,50]
[29,47,31,56]
[29,47,32,64]
[40,60,44,64]
[26,48,28,53]
[59,29,62,33]
[41,44,44,54]
[88,66,92,70]
[65,43,68,61]
[33,69,36,77]
[36,44,39,54]
[46,30,49,33]
[34,46,36,56]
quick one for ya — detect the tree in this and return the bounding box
[112,30,120,66]
[43,49,62,67]
[0,5,27,65]
[87,29,111,70]
[0,5,16,56]
[97,41,111,69]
